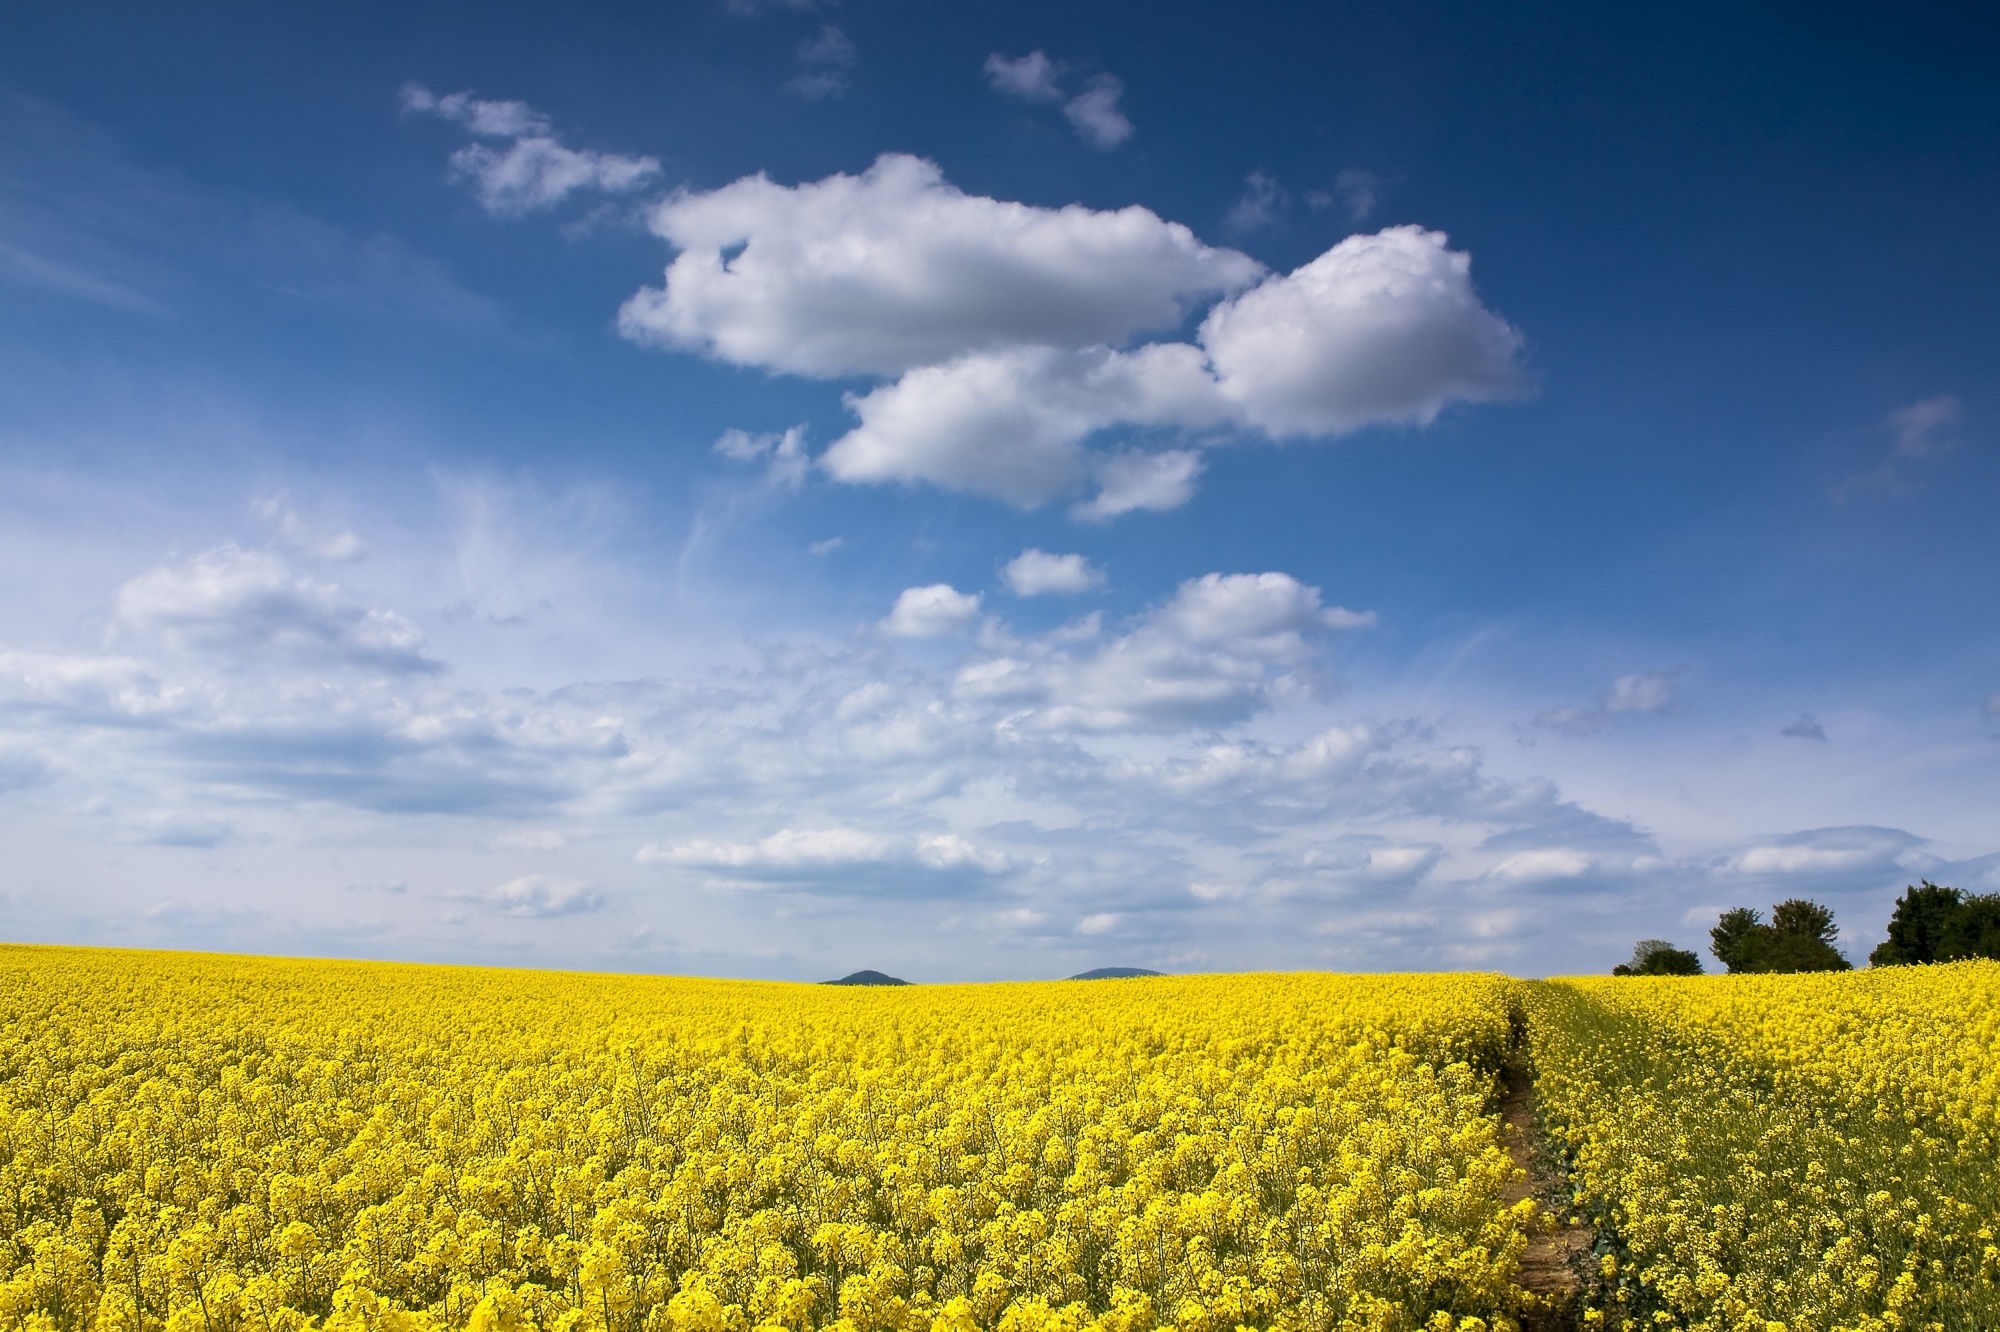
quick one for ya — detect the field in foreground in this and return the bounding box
[1,948,1996,1332]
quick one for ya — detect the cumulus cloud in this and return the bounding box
[1535,668,1683,735]
[983,51,1064,102]
[1003,549,1104,596]
[32,517,1963,975]
[818,228,1518,508]
[401,83,660,215]
[114,545,439,674]
[1074,450,1205,521]
[1062,77,1134,150]
[613,155,1522,513]
[620,154,1259,377]
[1780,713,1828,741]
[882,584,982,638]
[825,345,1228,505]
[1199,227,1524,436]
[984,53,1134,149]
[954,572,1371,732]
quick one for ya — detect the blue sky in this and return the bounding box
[0,0,1994,978]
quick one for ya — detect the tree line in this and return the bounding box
[1612,879,2000,975]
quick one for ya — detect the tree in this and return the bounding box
[1867,882,2000,965]
[1612,939,1703,976]
[1762,898,1851,972]
[1938,892,2000,962]
[1710,899,1850,973]
[1869,881,1963,966]
[1710,907,1767,974]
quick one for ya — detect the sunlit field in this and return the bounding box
[0,949,1531,1332]
[3,948,1997,1331]
[1526,963,2000,1330]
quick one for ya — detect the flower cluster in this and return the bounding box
[1527,963,2000,1330]
[0,948,1535,1332]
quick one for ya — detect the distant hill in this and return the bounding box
[824,969,910,986]
[1067,967,1164,980]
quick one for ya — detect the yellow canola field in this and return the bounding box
[1527,963,2000,1332]
[0,948,1535,1332]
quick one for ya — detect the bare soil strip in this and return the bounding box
[1499,1056,1594,1330]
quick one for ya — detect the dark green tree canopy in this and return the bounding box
[1709,898,1851,973]
[1612,939,1704,976]
[1870,881,1963,966]
[1710,907,1767,974]
[1871,881,2000,965]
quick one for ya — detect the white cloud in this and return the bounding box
[1888,394,1961,460]
[788,24,855,100]
[1063,76,1134,150]
[621,154,1260,378]
[1003,549,1104,596]
[402,83,660,216]
[1535,668,1683,735]
[252,496,363,561]
[114,545,438,674]
[1307,169,1383,223]
[1160,572,1370,646]
[1222,171,1286,234]
[825,345,1228,506]
[1076,911,1120,935]
[810,228,1517,510]
[882,584,982,638]
[1837,394,1964,498]
[1199,226,1523,436]
[983,54,1134,149]
[807,536,845,557]
[983,51,1064,103]
[1605,670,1680,715]
[639,827,1013,882]
[485,874,604,917]
[713,425,810,489]
[1725,827,1918,879]
[1073,449,1205,521]
[1489,848,1595,883]
[953,572,1369,732]
[614,159,1522,514]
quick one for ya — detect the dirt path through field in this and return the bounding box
[1500,1055,1593,1330]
